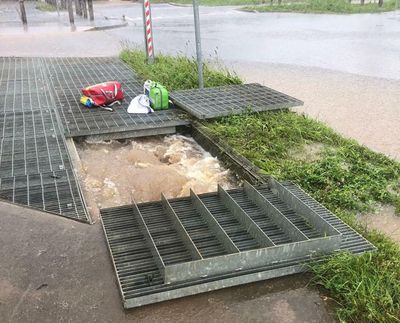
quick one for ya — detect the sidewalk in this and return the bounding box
[0,201,336,322]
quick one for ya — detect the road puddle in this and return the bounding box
[357,205,400,243]
[75,134,237,212]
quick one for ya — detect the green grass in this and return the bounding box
[310,229,400,322]
[120,49,242,91]
[35,1,59,12]
[152,0,277,6]
[121,49,400,322]
[149,0,397,10]
[243,0,397,14]
[206,112,400,214]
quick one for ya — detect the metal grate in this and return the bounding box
[101,180,375,308]
[43,57,190,137]
[0,170,87,220]
[170,83,304,119]
[0,57,49,113]
[0,57,88,221]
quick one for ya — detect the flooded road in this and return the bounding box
[357,205,400,242]
[2,1,399,80]
[76,135,236,209]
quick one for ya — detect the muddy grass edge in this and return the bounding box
[152,0,398,13]
[242,0,398,14]
[120,49,400,322]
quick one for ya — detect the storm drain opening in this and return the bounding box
[69,131,238,220]
[91,128,375,309]
[67,124,375,309]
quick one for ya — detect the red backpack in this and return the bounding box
[81,81,124,107]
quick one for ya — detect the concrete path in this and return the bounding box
[0,201,336,323]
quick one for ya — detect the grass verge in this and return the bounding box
[35,1,59,12]
[120,49,241,90]
[121,49,400,322]
[243,0,397,14]
[152,0,279,6]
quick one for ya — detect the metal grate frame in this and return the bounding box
[101,180,375,308]
[43,57,190,137]
[170,83,304,119]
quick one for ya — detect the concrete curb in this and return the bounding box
[236,8,259,12]
[85,22,128,32]
[168,2,193,7]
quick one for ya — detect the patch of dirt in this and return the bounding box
[357,205,400,242]
[386,181,400,196]
[288,142,325,162]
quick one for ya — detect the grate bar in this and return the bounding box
[217,184,275,247]
[161,193,203,261]
[131,199,166,276]
[190,189,239,254]
[243,181,308,242]
[269,179,340,236]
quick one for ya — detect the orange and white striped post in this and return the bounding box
[142,0,154,64]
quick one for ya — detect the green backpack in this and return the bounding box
[149,82,169,110]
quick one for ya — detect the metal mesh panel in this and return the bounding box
[0,57,88,221]
[0,57,49,113]
[170,83,304,119]
[101,182,375,308]
[43,57,189,137]
[0,170,86,220]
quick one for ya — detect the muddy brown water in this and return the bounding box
[75,134,237,211]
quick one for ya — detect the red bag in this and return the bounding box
[81,81,124,107]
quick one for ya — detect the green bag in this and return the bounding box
[149,82,169,110]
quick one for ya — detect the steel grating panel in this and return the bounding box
[42,57,190,137]
[170,83,304,119]
[0,57,50,113]
[0,57,89,221]
[101,180,375,308]
[0,170,87,220]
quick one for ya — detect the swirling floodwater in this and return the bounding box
[76,134,237,213]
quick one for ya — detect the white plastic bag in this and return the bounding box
[127,95,154,114]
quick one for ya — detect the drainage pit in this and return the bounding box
[72,134,237,219]
[66,129,374,309]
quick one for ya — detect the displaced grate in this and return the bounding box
[101,180,375,308]
[43,57,190,137]
[170,83,304,119]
